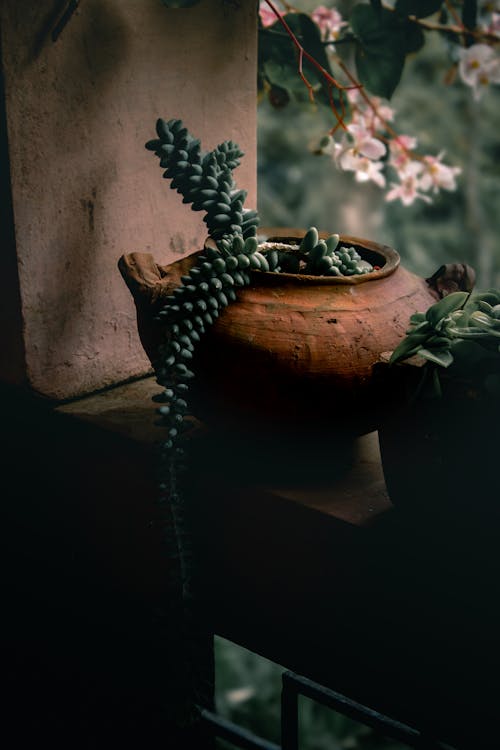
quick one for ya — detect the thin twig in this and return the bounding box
[263,0,359,128]
[415,16,499,43]
[444,0,466,32]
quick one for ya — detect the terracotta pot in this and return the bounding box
[119,228,437,438]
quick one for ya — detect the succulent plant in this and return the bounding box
[152,232,261,454]
[144,119,381,720]
[146,120,378,461]
[145,119,384,626]
[146,118,259,241]
[390,289,500,398]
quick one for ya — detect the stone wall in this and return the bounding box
[0,0,257,399]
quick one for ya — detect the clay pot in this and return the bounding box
[377,366,500,519]
[119,228,437,438]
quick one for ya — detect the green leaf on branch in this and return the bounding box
[355,53,404,99]
[284,13,336,93]
[395,0,443,18]
[351,5,424,98]
[259,13,344,112]
[462,0,478,30]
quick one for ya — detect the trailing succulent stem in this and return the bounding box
[151,232,260,455]
[147,119,377,461]
[145,119,381,719]
[146,118,259,241]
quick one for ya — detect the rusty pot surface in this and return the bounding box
[119,228,437,437]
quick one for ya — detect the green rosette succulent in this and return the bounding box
[390,289,500,398]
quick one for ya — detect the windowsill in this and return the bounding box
[57,374,393,529]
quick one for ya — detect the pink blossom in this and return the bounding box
[259,1,281,27]
[386,162,431,206]
[346,91,395,133]
[311,6,347,41]
[484,12,500,36]
[339,152,386,188]
[360,96,395,131]
[346,88,362,107]
[346,121,386,160]
[419,153,461,193]
[333,120,387,187]
[389,135,418,170]
[458,43,500,100]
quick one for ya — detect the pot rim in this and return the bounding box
[255,229,400,286]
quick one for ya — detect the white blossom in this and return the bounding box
[339,153,386,188]
[259,1,281,27]
[359,97,395,131]
[389,135,418,171]
[345,121,386,160]
[458,43,500,100]
[386,161,432,206]
[311,6,347,42]
[419,152,461,193]
[330,120,387,188]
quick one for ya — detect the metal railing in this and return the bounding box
[200,671,456,750]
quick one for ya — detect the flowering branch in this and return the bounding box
[259,1,500,206]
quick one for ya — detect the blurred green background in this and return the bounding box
[215,636,410,749]
[214,3,499,747]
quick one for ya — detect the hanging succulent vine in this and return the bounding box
[144,121,265,635]
[146,118,259,516]
[146,118,377,503]
[146,119,375,498]
[146,118,259,242]
[144,118,379,724]
[144,119,266,723]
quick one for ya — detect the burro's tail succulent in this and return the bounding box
[146,118,259,241]
[145,120,379,459]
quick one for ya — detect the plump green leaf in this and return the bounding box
[409,312,427,325]
[418,348,454,368]
[351,6,424,97]
[468,312,500,335]
[389,334,424,364]
[466,290,500,311]
[395,1,443,18]
[425,291,469,328]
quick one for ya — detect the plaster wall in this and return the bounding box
[0,0,257,400]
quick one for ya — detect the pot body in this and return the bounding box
[378,378,499,520]
[181,231,435,436]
